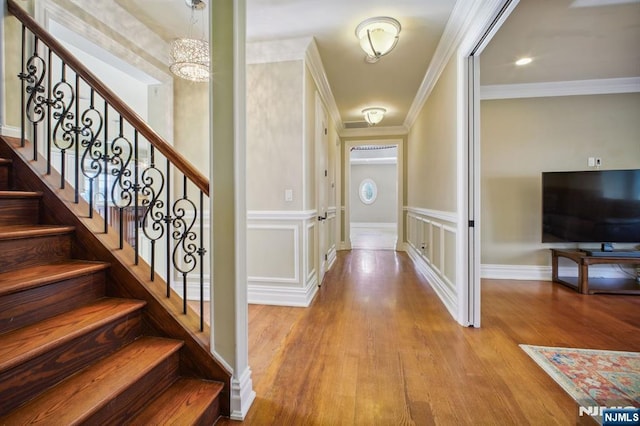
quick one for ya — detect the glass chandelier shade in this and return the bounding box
[362,107,386,126]
[169,0,210,82]
[170,38,210,82]
[355,17,401,63]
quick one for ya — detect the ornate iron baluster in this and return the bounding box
[109,117,134,249]
[141,145,165,281]
[165,163,171,297]
[18,35,47,160]
[133,131,140,264]
[46,48,52,174]
[199,190,205,331]
[172,176,198,314]
[51,63,76,189]
[79,89,103,218]
[102,104,109,233]
[74,74,80,203]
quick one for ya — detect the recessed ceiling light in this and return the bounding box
[515,57,533,66]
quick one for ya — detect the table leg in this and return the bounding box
[551,251,559,282]
[578,262,589,294]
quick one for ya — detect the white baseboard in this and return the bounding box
[229,366,256,421]
[327,246,337,270]
[481,264,635,280]
[406,244,457,320]
[171,280,211,301]
[338,242,351,251]
[0,125,20,138]
[248,275,319,307]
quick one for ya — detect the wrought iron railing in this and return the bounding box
[8,0,210,331]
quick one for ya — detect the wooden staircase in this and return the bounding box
[0,155,223,423]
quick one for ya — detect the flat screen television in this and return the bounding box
[541,169,640,249]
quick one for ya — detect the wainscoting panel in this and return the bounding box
[247,210,318,307]
[247,225,299,283]
[405,207,459,318]
[326,207,337,269]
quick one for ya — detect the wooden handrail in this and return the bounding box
[7,0,209,196]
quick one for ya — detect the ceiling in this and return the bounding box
[113,0,640,129]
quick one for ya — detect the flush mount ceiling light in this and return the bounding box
[355,17,401,63]
[169,0,210,82]
[515,57,533,66]
[362,107,386,126]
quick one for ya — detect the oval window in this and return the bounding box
[359,179,377,205]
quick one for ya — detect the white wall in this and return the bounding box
[350,163,397,224]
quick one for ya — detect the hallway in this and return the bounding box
[219,250,640,425]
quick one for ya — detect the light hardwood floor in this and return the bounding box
[217,250,640,425]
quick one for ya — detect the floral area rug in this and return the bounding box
[520,345,640,411]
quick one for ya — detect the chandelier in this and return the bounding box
[170,0,210,82]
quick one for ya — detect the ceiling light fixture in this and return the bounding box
[355,17,401,63]
[169,0,210,82]
[362,107,386,126]
[515,57,533,66]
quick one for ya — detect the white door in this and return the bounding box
[315,93,329,285]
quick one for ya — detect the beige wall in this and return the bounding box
[304,65,316,210]
[404,55,460,312]
[2,1,32,129]
[174,78,209,173]
[246,60,303,210]
[481,93,640,265]
[407,58,458,212]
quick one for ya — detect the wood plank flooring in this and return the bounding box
[217,250,640,425]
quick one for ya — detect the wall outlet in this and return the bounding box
[284,189,293,202]
[595,157,602,167]
[588,157,595,167]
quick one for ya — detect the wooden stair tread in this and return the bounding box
[0,190,42,198]
[0,224,75,240]
[0,337,183,425]
[0,297,146,372]
[0,260,109,297]
[129,378,224,425]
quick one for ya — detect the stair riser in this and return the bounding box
[0,310,143,415]
[0,168,9,191]
[0,197,40,225]
[190,396,221,426]
[87,351,180,425]
[0,233,72,272]
[0,271,106,334]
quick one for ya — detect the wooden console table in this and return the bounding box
[551,249,640,295]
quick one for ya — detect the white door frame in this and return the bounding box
[457,0,519,327]
[344,138,403,251]
[315,92,329,284]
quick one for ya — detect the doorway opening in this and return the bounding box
[346,142,401,251]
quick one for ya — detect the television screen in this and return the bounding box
[542,169,640,243]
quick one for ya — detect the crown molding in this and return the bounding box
[41,0,170,83]
[339,125,408,138]
[304,38,342,132]
[480,77,640,100]
[246,36,311,64]
[404,0,492,129]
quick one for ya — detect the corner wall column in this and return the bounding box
[210,0,255,419]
